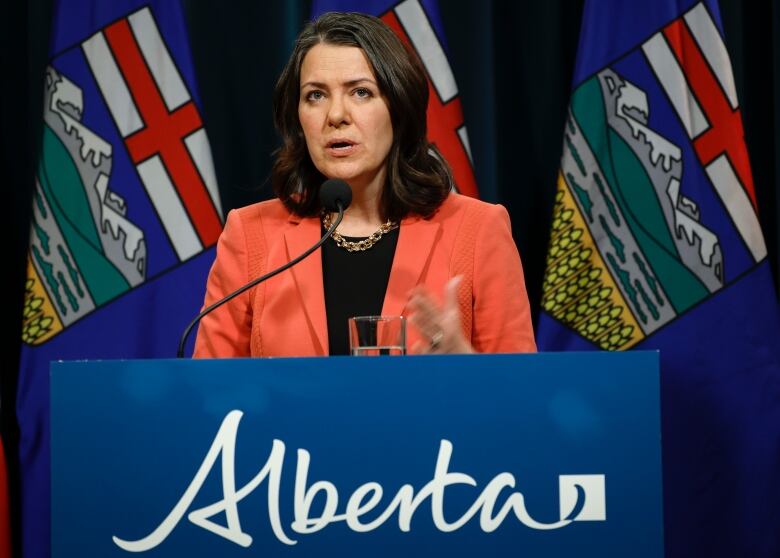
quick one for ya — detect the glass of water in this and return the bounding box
[348,316,406,356]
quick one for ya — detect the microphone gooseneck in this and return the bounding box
[176,179,352,358]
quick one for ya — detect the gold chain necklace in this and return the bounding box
[321,211,398,252]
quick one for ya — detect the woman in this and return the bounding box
[194,12,536,357]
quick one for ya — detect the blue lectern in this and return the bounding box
[50,352,662,557]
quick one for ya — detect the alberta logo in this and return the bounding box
[112,410,607,551]
[22,6,221,345]
[542,2,766,350]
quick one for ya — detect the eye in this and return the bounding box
[305,90,325,102]
[354,87,373,99]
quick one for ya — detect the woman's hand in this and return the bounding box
[408,276,474,354]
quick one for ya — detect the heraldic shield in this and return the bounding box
[22,5,222,346]
[540,2,766,350]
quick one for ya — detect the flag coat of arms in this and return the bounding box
[312,0,479,198]
[537,1,780,556]
[18,1,221,556]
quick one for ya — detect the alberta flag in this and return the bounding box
[536,1,780,556]
[312,0,479,198]
[18,1,221,556]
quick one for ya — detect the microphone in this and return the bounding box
[319,178,352,213]
[177,179,353,358]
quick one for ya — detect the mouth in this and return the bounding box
[325,139,358,155]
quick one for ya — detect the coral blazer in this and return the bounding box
[194,193,536,357]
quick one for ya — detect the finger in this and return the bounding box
[410,340,428,355]
[409,311,439,342]
[444,276,462,315]
[408,291,442,335]
[409,287,439,314]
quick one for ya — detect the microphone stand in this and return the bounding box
[176,203,345,358]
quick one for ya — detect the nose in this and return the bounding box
[327,94,349,127]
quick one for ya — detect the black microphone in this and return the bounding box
[319,178,352,213]
[177,179,353,358]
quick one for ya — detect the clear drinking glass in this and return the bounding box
[348,316,406,356]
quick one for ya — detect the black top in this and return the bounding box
[321,226,400,355]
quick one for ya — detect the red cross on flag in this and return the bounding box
[82,7,223,261]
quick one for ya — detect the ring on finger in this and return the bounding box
[429,329,444,351]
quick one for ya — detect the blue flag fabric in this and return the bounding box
[311,0,480,198]
[536,1,780,556]
[18,1,220,555]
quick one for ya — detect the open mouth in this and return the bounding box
[327,140,357,150]
[325,140,358,157]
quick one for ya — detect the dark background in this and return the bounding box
[2,1,779,553]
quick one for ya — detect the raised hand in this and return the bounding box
[408,276,474,354]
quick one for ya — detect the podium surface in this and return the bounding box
[51,352,662,557]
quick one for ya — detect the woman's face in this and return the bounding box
[298,43,393,194]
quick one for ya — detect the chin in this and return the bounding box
[322,167,366,184]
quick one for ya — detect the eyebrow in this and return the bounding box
[300,78,378,90]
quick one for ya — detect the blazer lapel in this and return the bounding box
[382,215,441,317]
[284,216,328,354]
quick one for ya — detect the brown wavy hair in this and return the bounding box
[271,12,452,222]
